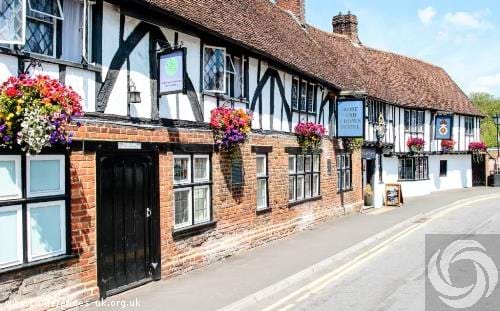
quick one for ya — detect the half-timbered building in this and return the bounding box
[0,0,481,307]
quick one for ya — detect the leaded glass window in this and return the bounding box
[203,46,226,93]
[0,0,26,44]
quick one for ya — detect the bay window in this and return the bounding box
[173,154,212,230]
[288,153,320,203]
[0,153,69,270]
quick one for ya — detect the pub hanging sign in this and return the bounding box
[158,48,187,96]
[336,99,365,138]
[434,114,453,140]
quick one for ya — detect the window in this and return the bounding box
[0,0,92,62]
[440,160,447,177]
[299,81,307,111]
[0,153,68,269]
[0,0,26,45]
[306,83,314,112]
[337,153,351,192]
[225,55,246,100]
[27,154,65,197]
[404,110,424,133]
[203,46,226,93]
[291,78,299,110]
[398,156,428,181]
[256,154,268,210]
[288,154,320,202]
[465,117,474,136]
[173,154,212,229]
[368,101,386,124]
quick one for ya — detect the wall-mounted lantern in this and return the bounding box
[129,80,142,104]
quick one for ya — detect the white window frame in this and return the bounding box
[288,176,296,202]
[313,174,320,196]
[193,185,210,224]
[28,0,64,20]
[304,155,312,172]
[27,200,66,261]
[203,45,227,93]
[193,154,210,183]
[0,205,23,268]
[288,155,296,174]
[296,175,304,200]
[173,187,192,229]
[313,154,320,172]
[0,155,22,201]
[173,155,192,185]
[0,0,27,45]
[296,155,304,173]
[26,154,65,198]
[256,154,267,177]
[256,154,268,210]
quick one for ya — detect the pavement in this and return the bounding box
[81,187,500,311]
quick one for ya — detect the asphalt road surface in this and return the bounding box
[249,193,500,311]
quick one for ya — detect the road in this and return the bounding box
[246,193,500,311]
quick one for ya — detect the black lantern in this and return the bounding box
[375,113,387,183]
[129,80,142,104]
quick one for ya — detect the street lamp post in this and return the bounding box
[375,113,387,184]
[494,113,500,172]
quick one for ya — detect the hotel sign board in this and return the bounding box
[158,48,187,96]
[337,99,365,138]
[434,114,453,140]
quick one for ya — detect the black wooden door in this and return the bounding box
[97,152,158,297]
[472,156,486,186]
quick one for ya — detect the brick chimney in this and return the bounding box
[332,11,360,43]
[276,0,306,23]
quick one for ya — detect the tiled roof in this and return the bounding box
[308,27,483,116]
[140,0,340,89]
[139,0,482,116]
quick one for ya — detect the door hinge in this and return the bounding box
[146,208,152,218]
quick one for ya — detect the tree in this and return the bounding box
[470,93,500,147]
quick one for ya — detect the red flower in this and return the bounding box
[5,86,18,97]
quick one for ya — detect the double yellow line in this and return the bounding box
[261,194,499,311]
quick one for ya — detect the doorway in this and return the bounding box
[97,151,160,298]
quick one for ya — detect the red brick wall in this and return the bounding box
[0,122,362,309]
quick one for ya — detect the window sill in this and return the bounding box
[288,195,322,208]
[0,254,79,275]
[256,207,272,215]
[202,92,249,104]
[0,47,101,73]
[397,178,430,182]
[291,109,316,115]
[337,189,353,194]
[172,221,217,240]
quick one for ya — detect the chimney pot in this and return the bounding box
[332,11,360,44]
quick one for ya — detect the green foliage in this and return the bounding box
[470,93,500,147]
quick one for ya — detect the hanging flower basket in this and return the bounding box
[294,122,326,153]
[469,141,487,163]
[407,137,425,154]
[441,139,456,152]
[344,138,364,152]
[0,75,83,154]
[210,107,252,158]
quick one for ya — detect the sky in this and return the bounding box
[306,0,500,97]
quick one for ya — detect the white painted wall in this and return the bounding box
[373,154,473,208]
